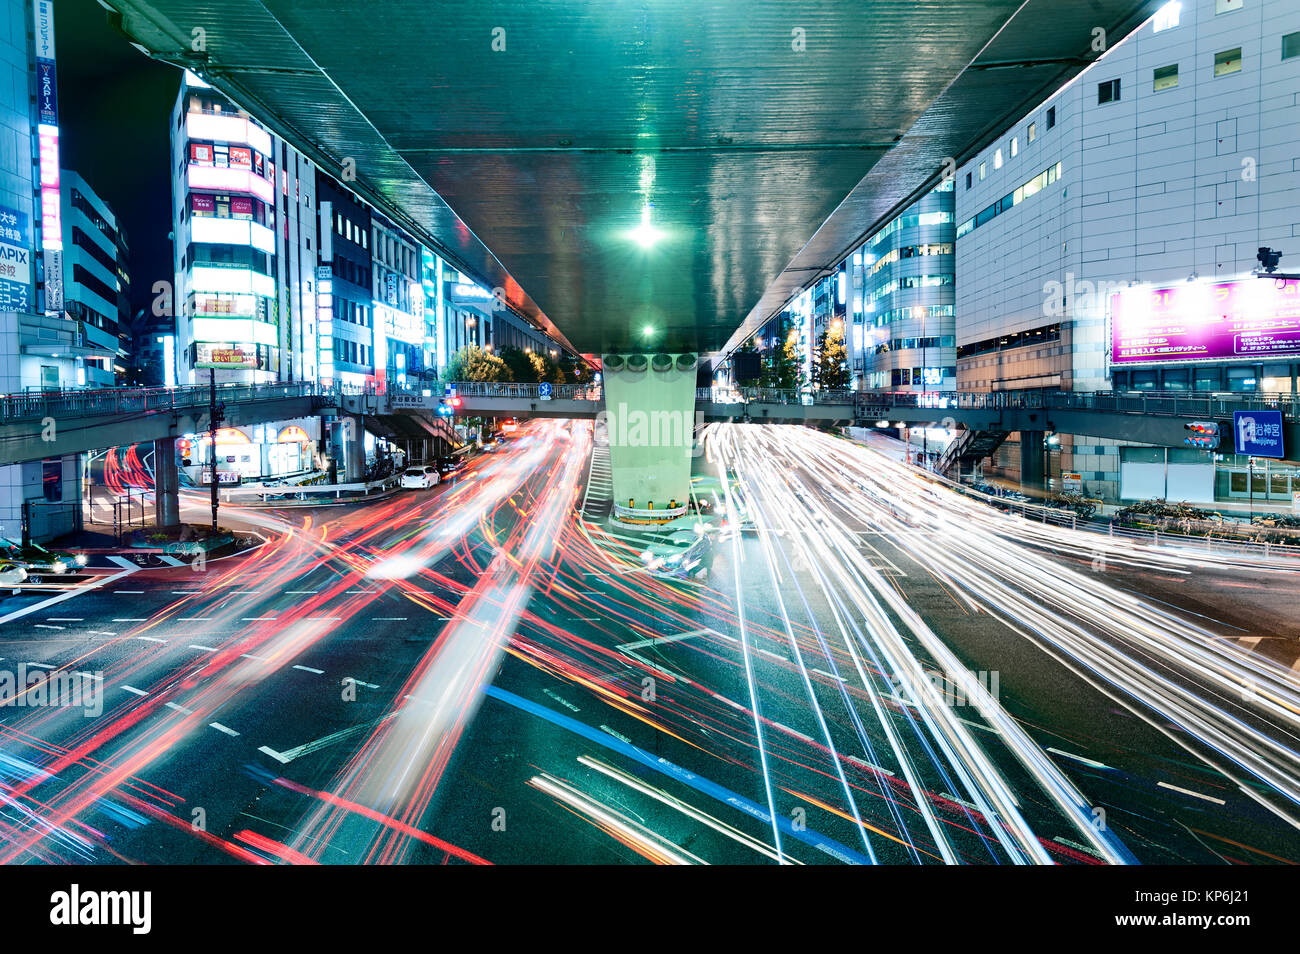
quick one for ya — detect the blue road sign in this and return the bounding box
[538,382,552,399]
[1233,409,1285,458]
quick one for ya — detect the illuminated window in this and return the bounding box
[1153,63,1179,91]
[979,161,986,180]
[1027,121,1036,143]
[994,148,1003,169]
[1010,136,1018,158]
[1153,1,1181,32]
[1215,0,1241,13]
[1215,47,1242,76]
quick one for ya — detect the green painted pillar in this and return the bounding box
[602,352,697,524]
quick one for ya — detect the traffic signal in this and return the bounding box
[212,401,226,426]
[449,396,463,409]
[437,400,452,417]
[1258,246,1283,274]
[1184,421,1219,449]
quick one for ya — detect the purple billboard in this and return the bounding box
[1111,278,1300,364]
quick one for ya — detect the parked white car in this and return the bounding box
[400,465,439,490]
[0,561,28,586]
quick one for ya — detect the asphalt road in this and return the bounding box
[0,421,1296,864]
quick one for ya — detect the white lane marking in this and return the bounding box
[33,624,64,630]
[618,627,719,652]
[209,722,240,737]
[1046,747,1110,770]
[189,644,218,653]
[26,662,55,669]
[137,636,167,644]
[178,617,212,622]
[157,555,185,567]
[345,678,379,689]
[1157,781,1226,805]
[90,631,116,637]
[112,618,147,622]
[164,701,193,714]
[172,591,204,595]
[108,557,141,570]
[258,746,292,764]
[241,617,276,621]
[113,590,144,594]
[285,590,318,595]
[0,566,140,626]
[810,667,845,682]
[372,617,407,621]
[293,665,324,674]
[121,685,148,696]
[46,618,82,622]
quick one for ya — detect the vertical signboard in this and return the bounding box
[34,0,62,315]
[0,206,32,311]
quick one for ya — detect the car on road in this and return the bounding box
[400,465,440,490]
[0,561,28,586]
[0,540,86,579]
[640,529,712,579]
[438,456,468,478]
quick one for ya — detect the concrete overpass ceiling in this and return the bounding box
[111,0,1162,356]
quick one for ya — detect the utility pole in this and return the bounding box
[209,367,220,532]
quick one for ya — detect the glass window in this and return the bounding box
[1227,366,1257,391]
[1161,367,1189,390]
[1230,471,1247,493]
[1047,106,1056,129]
[1098,78,1121,103]
[1027,121,1036,142]
[979,161,986,180]
[1194,367,1221,391]
[965,171,972,190]
[1153,63,1179,91]
[1131,370,1158,390]
[1284,32,1300,60]
[1215,0,1241,13]
[1272,473,1289,496]
[1010,136,1018,157]
[1215,47,1242,76]
[994,148,1003,169]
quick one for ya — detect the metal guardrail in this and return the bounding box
[0,382,323,423]
[7,379,1292,428]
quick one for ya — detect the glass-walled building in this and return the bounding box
[853,179,955,392]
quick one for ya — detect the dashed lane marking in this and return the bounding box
[209,722,239,736]
[164,701,193,715]
[1157,781,1226,805]
[189,645,218,652]
[293,665,324,674]
[136,636,167,644]
[121,685,148,696]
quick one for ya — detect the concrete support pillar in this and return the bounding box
[153,438,180,527]
[1020,430,1046,492]
[345,414,366,482]
[604,352,698,524]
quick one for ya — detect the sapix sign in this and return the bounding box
[1233,409,1285,458]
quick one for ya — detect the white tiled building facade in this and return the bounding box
[954,0,1300,501]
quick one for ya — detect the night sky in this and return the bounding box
[54,0,178,318]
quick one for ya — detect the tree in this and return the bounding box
[498,345,536,383]
[814,320,850,391]
[734,338,761,387]
[761,317,802,391]
[444,345,511,383]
